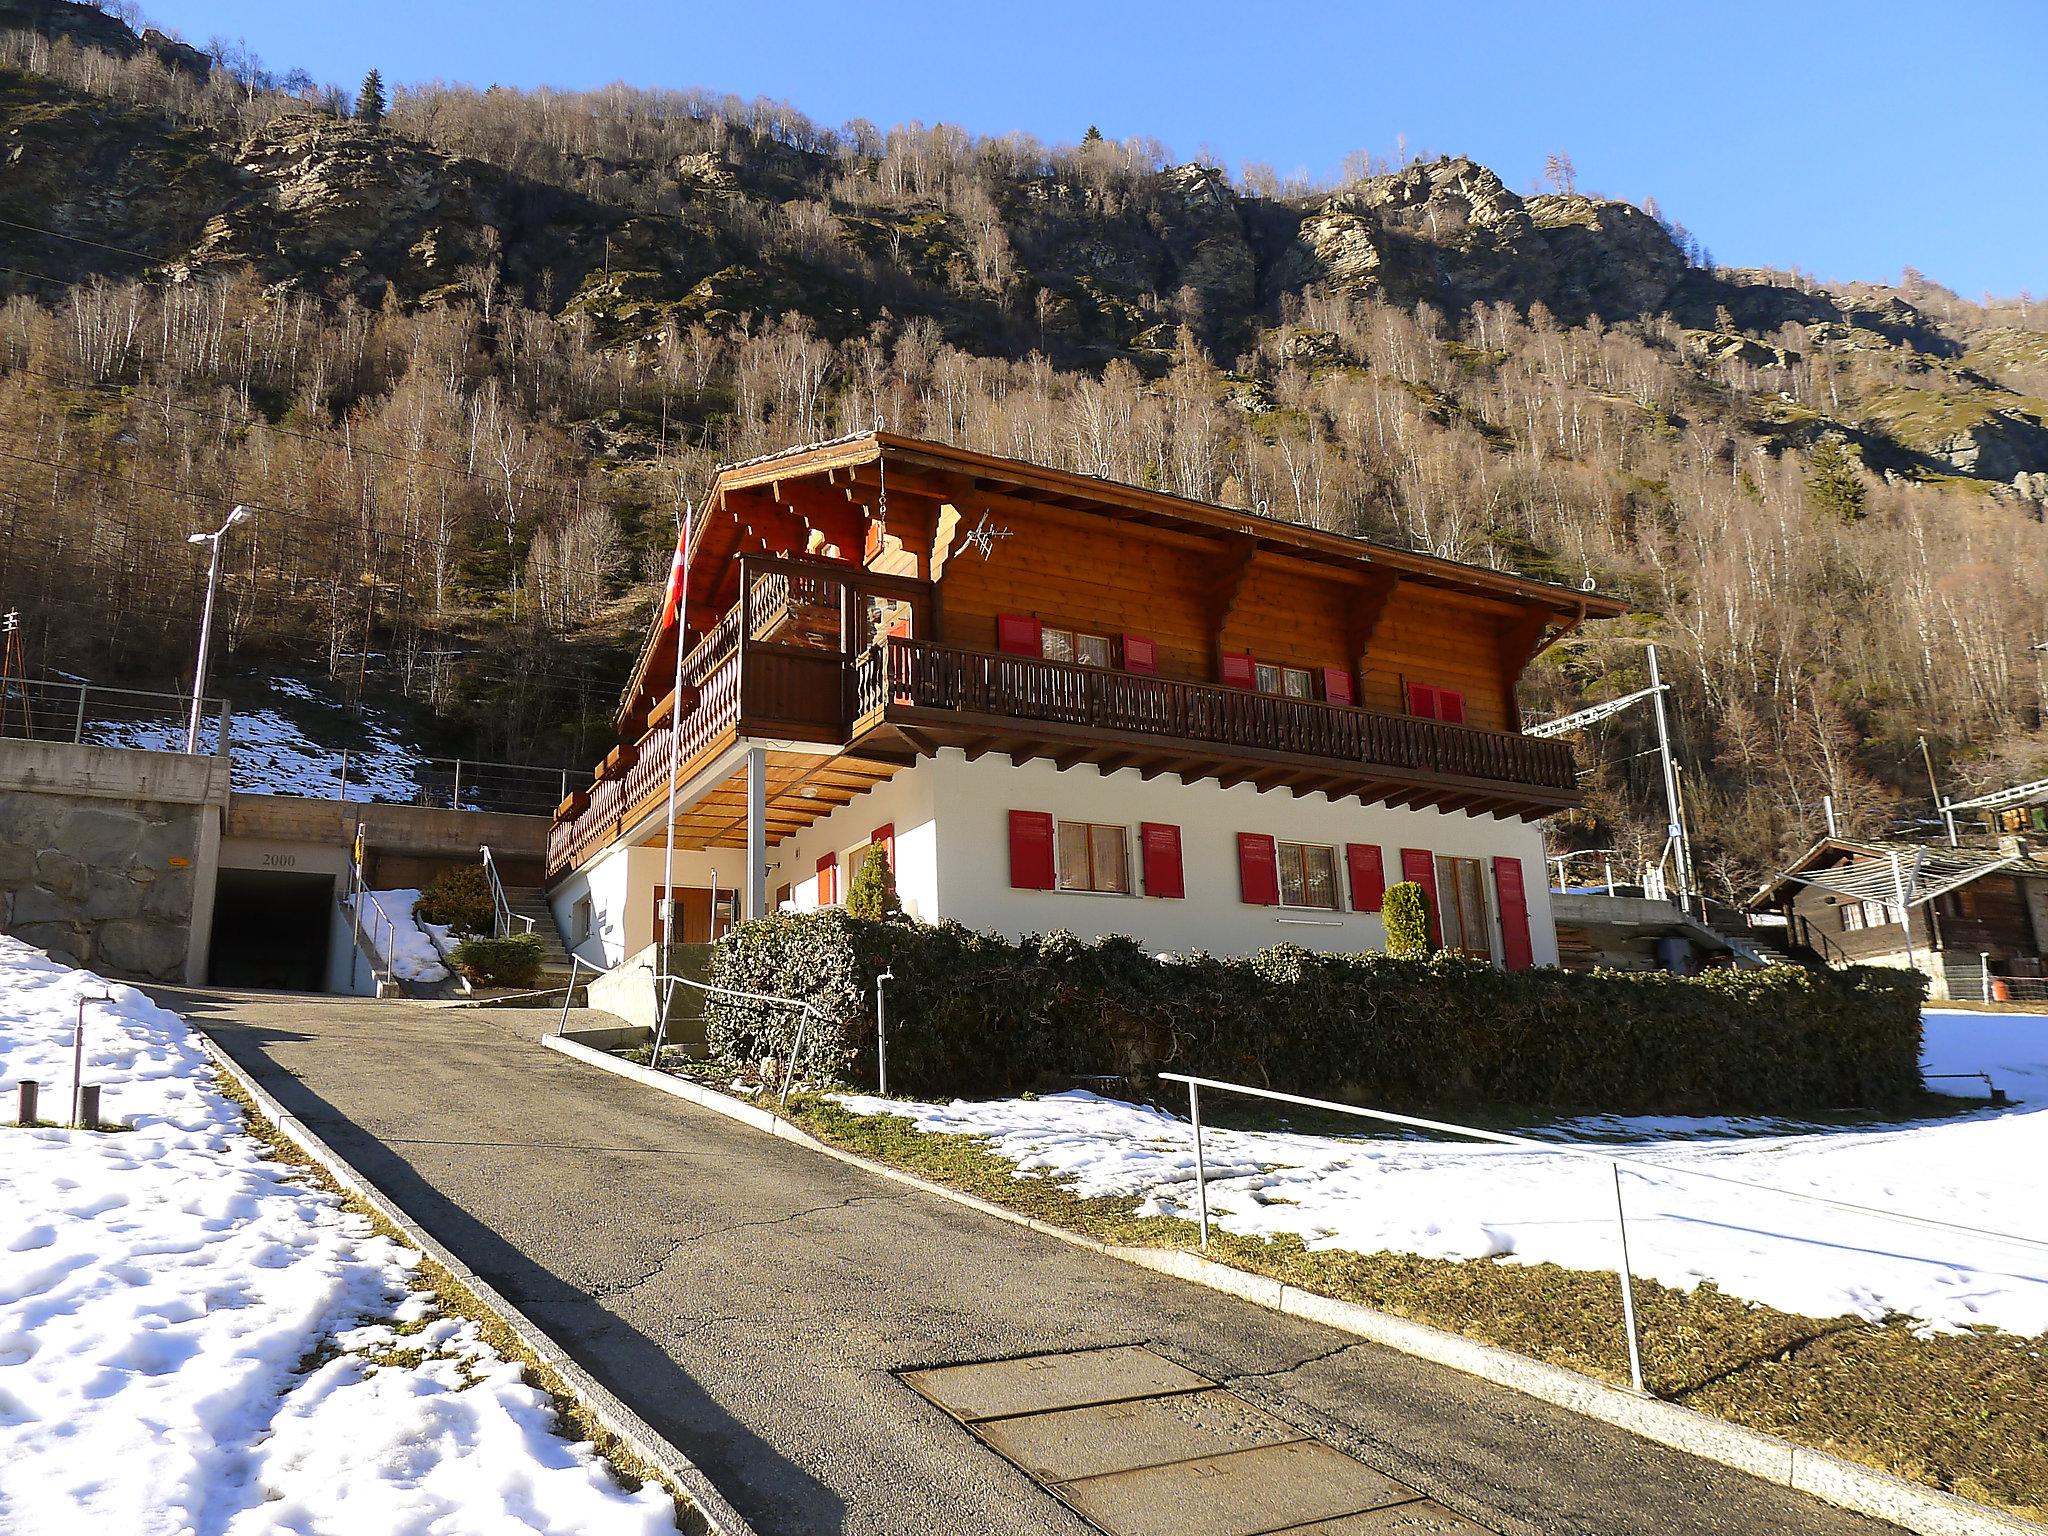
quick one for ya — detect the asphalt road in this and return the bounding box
[161,988,1903,1536]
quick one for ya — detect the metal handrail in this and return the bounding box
[344,882,401,991]
[480,844,535,941]
[1159,1070,2048,1398]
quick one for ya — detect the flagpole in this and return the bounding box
[655,501,691,1062]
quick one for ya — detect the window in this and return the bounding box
[1041,625,1112,667]
[1277,841,1339,909]
[1436,855,1495,960]
[1057,820,1130,894]
[1254,662,1283,695]
[1282,667,1316,700]
[570,896,592,943]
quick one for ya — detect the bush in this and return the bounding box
[416,864,495,936]
[1383,881,1432,956]
[450,933,545,988]
[844,843,901,920]
[705,911,1926,1114]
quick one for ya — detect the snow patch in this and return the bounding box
[0,936,674,1535]
[835,1011,2048,1337]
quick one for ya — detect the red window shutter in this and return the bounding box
[1008,810,1056,890]
[1439,689,1467,725]
[816,852,838,906]
[1237,833,1280,905]
[1407,682,1438,719]
[1221,650,1255,688]
[870,823,894,870]
[1322,667,1356,706]
[1140,822,1184,899]
[1123,634,1158,674]
[1346,844,1386,912]
[997,613,1042,656]
[1494,856,1534,970]
[1400,848,1440,945]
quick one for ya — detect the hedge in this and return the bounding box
[451,933,545,988]
[703,912,1926,1115]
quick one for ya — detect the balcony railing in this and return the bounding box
[870,638,1578,795]
[552,613,1579,875]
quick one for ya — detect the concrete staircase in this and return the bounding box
[502,886,575,975]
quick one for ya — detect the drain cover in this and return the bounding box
[901,1345,1492,1536]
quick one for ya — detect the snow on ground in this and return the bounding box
[837,1011,2048,1338]
[87,675,428,800]
[0,937,674,1536]
[352,888,452,984]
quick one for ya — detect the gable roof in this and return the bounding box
[618,430,1631,722]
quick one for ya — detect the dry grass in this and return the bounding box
[786,1093,2048,1522]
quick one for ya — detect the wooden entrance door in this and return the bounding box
[653,886,713,946]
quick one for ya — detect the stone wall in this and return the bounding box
[0,791,206,982]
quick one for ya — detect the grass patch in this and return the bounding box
[208,1067,696,1531]
[771,1090,2047,1521]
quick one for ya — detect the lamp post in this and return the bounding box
[184,506,251,754]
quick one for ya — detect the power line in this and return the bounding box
[0,214,171,267]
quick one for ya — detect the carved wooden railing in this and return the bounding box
[878,638,1578,794]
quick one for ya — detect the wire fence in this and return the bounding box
[0,676,228,751]
[1159,1070,2046,1397]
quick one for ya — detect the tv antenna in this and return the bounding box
[961,510,1013,561]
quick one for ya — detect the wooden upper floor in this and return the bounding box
[550,433,1627,874]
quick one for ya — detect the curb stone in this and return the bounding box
[200,1034,757,1536]
[541,1033,2040,1536]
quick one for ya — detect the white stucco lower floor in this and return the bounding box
[550,745,1558,966]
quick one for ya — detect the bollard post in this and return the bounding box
[71,997,89,1129]
[1611,1162,1648,1395]
[77,1084,101,1131]
[875,968,894,1096]
[1188,1079,1210,1249]
[16,1080,37,1126]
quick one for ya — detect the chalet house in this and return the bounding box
[1753,835,2048,1001]
[544,432,1624,978]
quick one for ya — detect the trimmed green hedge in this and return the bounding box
[704,912,1926,1114]
[451,933,545,988]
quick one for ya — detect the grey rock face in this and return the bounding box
[0,842,35,887]
[12,887,84,924]
[59,805,146,867]
[34,850,87,902]
[13,921,91,967]
[83,868,145,921]
[97,918,187,980]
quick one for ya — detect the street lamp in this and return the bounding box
[184,506,251,754]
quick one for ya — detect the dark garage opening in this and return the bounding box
[208,869,334,990]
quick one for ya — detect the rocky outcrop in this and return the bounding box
[1274,157,1685,323]
[1930,408,2048,480]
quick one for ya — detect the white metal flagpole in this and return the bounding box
[655,503,691,1059]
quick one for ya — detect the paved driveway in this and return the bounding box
[160,989,1901,1536]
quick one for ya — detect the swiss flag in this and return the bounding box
[657,516,690,634]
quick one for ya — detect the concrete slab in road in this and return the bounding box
[158,988,1908,1536]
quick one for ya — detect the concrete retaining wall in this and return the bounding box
[0,740,229,982]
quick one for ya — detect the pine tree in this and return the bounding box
[1383,881,1433,957]
[354,68,386,126]
[845,843,900,920]
[1081,125,1103,145]
[1807,434,1866,523]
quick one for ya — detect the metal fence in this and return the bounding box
[0,677,229,753]
[1160,1070,2046,1398]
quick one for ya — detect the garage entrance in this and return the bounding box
[207,869,335,990]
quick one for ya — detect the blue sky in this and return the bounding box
[144,0,2047,298]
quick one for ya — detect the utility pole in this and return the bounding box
[184,506,252,754]
[1645,644,1693,912]
[1918,735,1957,847]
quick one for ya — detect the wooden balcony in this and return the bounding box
[550,570,1586,875]
[852,637,1581,820]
